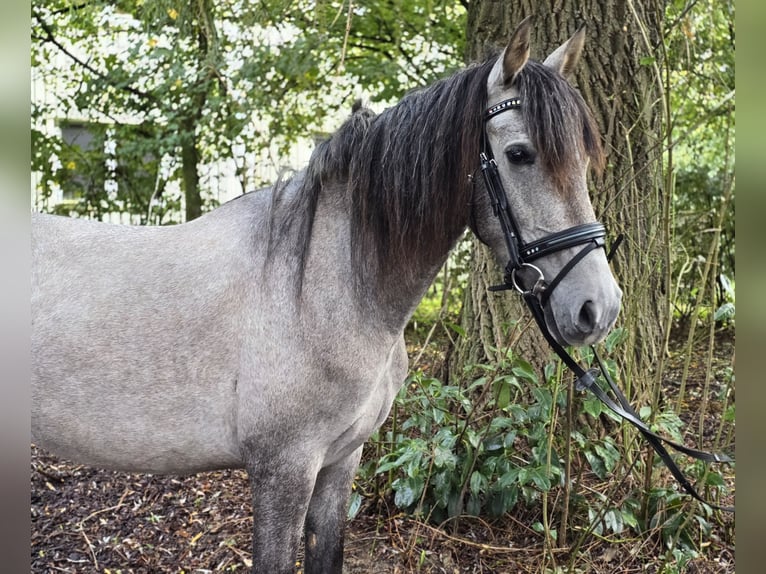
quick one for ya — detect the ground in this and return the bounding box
[31,329,735,573]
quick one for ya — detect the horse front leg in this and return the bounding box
[244,452,319,574]
[303,446,363,574]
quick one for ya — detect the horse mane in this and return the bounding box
[268,52,603,294]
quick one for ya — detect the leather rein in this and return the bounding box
[477,97,734,513]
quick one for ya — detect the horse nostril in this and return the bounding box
[577,300,597,332]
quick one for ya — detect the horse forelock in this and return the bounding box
[514,60,605,193]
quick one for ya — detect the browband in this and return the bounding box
[485,97,522,121]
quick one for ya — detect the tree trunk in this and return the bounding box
[181,0,218,222]
[451,0,667,393]
[181,125,203,222]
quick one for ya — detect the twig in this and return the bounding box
[77,527,98,570]
[74,485,133,569]
[338,0,354,72]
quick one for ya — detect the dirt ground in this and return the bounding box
[31,331,735,573]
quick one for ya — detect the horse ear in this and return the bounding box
[490,16,532,87]
[543,24,586,78]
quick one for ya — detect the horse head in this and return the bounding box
[471,17,622,346]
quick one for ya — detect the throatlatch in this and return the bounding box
[479,97,733,512]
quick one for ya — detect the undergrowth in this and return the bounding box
[352,327,734,569]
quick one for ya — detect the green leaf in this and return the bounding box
[466,493,482,515]
[433,445,457,470]
[604,326,627,352]
[639,405,652,419]
[496,381,511,409]
[446,322,466,337]
[527,467,551,491]
[465,428,481,449]
[393,476,424,508]
[583,396,603,419]
[512,360,538,384]
[604,508,623,534]
[584,450,607,479]
[467,376,488,392]
[622,508,639,529]
[594,440,621,473]
[719,274,735,299]
[704,471,726,487]
[713,302,735,322]
[498,467,520,488]
[447,491,462,518]
[483,435,504,453]
[347,491,363,520]
[432,471,452,508]
[375,459,399,474]
[469,470,486,495]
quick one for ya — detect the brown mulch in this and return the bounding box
[31,330,735,573]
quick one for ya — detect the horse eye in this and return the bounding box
[505,145,534,165]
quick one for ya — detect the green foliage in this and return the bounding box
[645,485,715,552]
[665,0,735,322]
[31,0,466,222]
[585,496,640,538]
[408,235,472,340]
[371,352,561,524]
[359,321,732,555]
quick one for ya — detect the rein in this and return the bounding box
[478,97,734,513]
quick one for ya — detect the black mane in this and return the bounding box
[269,52,603,293]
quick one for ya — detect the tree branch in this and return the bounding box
[32,10,158,104]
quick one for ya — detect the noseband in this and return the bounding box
[477,97,733,512]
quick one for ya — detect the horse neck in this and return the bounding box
[307,183,462,336]
[367,249,453,335]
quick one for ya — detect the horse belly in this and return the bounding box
[32,287,244,472]
[31,362,243,473]
[31,297,243,473]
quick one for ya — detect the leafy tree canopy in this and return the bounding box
[31,0,466,220]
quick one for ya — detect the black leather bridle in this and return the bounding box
[478,97,734,513]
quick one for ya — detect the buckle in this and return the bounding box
[510,263,545,294]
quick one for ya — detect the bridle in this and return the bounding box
[480,96,608,303]
[476,97,734,512]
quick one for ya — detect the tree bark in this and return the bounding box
[451,0,667,392]
[181,0,218,222]
[181,124,203,222]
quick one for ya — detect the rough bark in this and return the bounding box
[451,0,666,392]
[181,125,203,222]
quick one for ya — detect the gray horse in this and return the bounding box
[32,19,621,574]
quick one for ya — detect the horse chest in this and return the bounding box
[321,337,408,467]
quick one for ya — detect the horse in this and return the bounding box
[31,18,622,574]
